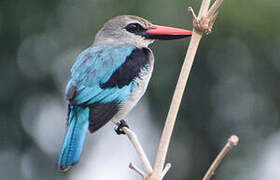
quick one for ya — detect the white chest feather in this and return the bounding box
[111,58,154,123]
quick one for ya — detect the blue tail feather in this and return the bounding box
[58,106,89,171]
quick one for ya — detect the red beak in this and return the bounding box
[145,25,192,40]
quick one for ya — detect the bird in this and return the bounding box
[57,15,192,171]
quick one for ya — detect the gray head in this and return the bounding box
[93,15,192,47]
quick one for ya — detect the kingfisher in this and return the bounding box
[58,15,192,171]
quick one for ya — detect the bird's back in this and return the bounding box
[66,45,154,131]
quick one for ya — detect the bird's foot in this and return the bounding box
[115,120,129,135]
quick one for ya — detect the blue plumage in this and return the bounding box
[58,106,89,171]
[58,15,191,172]
[58,45,149,170]
[67,45,137,104]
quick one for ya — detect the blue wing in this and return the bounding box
[65,45,137,105]
[58,45,152,170]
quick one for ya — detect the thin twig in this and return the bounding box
[151,30,203,180]
[202,135,239,180]
[148,0,226,179]
[161,163,172,179]
[197,0,211,18]
[188,7,197,21]
[122,127,153,174]
[207,0,224,17]
[118,0,227,179]
[129,163,146,177]
[150,4,210,180]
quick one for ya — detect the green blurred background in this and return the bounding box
[1,0,280,179]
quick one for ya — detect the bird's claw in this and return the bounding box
[115,120,129,135]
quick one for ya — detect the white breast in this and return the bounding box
[111,54,154,123]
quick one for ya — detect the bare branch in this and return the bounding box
[147,0,227,179]
[118,0,229,179]
[197,0,211,18]
[122,127,153,174]
[207,0,224,17]
[129,163,146,177]
[188,7,198,21]
[202,135,239,180]
[161,163,172,179]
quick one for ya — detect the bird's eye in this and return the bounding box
[125,23,145,33]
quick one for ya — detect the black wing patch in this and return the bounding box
[88,101,119,133]
[100,47,151,89]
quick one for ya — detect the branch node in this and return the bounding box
[187,0,224,35]
[129,163,146,177]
